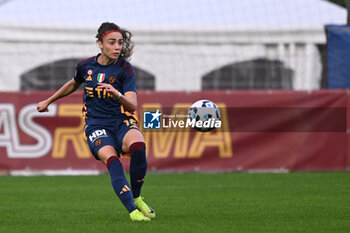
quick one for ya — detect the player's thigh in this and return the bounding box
[85,126,119,161]
[121,129,145,153]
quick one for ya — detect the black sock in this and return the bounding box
[107,156,136,213]
[129,142,147,198]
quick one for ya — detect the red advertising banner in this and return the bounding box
[0,90,348,173]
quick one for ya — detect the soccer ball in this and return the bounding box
[188,100,221,132]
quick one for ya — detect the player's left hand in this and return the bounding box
[97,83,120,97]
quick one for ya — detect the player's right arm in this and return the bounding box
[37,78,82,112]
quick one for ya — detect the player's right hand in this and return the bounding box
[37,100,50,112]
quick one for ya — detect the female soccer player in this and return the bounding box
[37,22,154,221]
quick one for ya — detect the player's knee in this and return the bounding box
[98,145,119,164]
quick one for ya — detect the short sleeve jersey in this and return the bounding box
[74,54,137,120]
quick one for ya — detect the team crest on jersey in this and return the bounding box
[95,139,102,146]
[108,75,116,84]
[97,73,105,83]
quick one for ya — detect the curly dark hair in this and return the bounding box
[96,22,134,60]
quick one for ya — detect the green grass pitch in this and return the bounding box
[0,172,349,233]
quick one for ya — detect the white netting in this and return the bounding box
[0,0,346,91]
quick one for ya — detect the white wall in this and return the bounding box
[0,27,326,91]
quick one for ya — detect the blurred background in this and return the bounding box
[0,0,350,174]
[0,0,347,92]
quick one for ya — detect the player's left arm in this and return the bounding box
[97,83,137,112]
